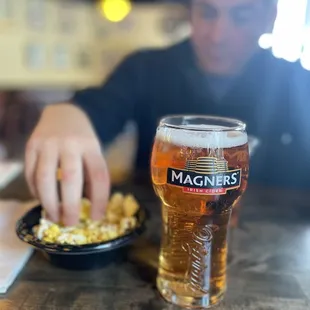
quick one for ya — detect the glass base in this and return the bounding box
[157,277,225,309]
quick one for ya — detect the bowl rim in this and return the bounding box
[16,204,146,255]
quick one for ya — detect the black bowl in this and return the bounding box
[16,204,146,270]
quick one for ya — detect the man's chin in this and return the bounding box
[202,64,236,76]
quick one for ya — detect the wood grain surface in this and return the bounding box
[0,175,309,309]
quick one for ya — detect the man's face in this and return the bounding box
[190,0,277,75]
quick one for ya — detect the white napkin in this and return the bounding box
[0,162,23,190]
[0,200,35,293]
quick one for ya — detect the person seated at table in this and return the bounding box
[25,0,310,226]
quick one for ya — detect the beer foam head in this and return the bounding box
[156,125,248,148]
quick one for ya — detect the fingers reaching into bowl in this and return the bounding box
[33,192,141,245]
[25,104,111,227]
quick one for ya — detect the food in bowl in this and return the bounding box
[33,192,140,245]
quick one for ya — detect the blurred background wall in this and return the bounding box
[0,0,189,89]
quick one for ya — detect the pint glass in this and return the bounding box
[151,115,249,308]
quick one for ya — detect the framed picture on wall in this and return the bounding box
[95,24,109,38]
[54,44,70,69]
[26,0,45,30]
[93,8,113,38]
[58,1,76,34]
[0,0,12,20]
[77,48,92,69]
[25,43,45,69]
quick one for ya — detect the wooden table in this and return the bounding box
[1,175,310,309]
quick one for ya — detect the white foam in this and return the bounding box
[156,125,248,149]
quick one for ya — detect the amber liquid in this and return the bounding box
[151,139,249,308]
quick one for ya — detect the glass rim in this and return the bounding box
[159,115,246,132]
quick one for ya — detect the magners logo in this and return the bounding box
[167,157,241,195]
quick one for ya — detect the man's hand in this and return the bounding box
[25,103,110,226]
